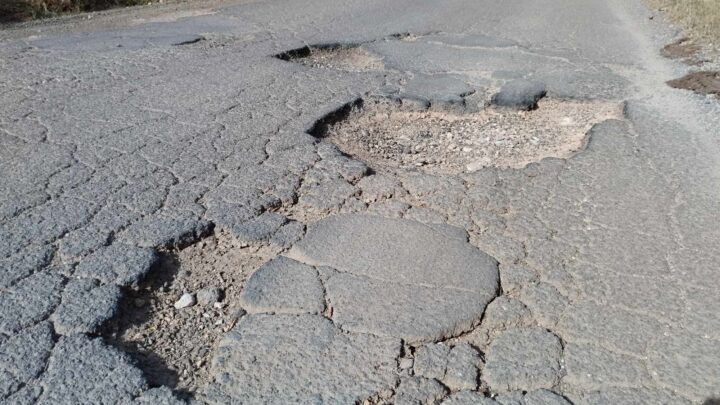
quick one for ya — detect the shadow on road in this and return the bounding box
[98,253,190,398]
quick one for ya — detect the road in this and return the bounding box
[1,0,719,403]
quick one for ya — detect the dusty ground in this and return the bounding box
[323,98,623,173]
[102,232,278,395]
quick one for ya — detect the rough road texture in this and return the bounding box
[1,0,720,404]
[204,314,400,404]
[287,214,499,343]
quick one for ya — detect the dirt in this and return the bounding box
[322,98,624,174]
[292,46,385,72]
[101,231,279,397]
[667,71,720,97]
[661,37,702,64]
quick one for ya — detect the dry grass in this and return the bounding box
[647,0,720,43]
[0,0,146,22]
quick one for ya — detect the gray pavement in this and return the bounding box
[1,0,720,403]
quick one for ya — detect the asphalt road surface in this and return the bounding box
[1,0,719,404]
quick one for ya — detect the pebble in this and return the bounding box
[197,287,222,306]
[224,307,247,331]
[174,293,196,309]
[466,161,485,172]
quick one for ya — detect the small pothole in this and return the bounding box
[276,44,385,72]
[315,97,624,174]
[102,231,280,396]
[172,35,205,46]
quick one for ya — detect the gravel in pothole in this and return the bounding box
[322,98,623,173]
[101,231,280,396]
[292,46,385,72]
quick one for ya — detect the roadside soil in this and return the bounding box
[667,71,720,97]
[648,1,720,97]
[661,37,702,64]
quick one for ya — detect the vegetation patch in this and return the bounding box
[647,0,720,43]
[0,0,147,22]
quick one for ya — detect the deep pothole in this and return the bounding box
[101,231,279,396]
[275,43,385,72]
[312,97,624,174]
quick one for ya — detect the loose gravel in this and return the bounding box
[323,98,623,173]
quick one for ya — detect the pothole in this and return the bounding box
[667,71,720,97]
[172,36,205,46]
[276,44,385,72]
[101,231,280,397]
[315,97,624,174]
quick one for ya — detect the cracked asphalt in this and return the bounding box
[1,0,720,403]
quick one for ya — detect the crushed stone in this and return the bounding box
[322,98,623,173]
[293,46,385,72]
